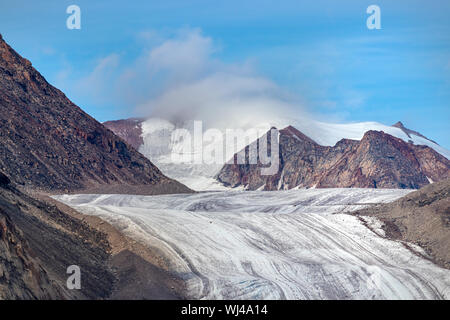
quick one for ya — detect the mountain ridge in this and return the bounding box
[216,127,450,190]
[104,117,450,191]
[392,121,438,145]
[0,34,191,195]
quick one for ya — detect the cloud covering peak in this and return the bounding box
[71,28,306,129]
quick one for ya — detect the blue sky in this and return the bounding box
[1,0,449,147]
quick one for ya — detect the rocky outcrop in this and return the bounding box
[392,121,438,145]
[316,130,448,189]
[354,178,450,269]
[216,126,450,190]
[103,118,144,150]
[0,34,190,194]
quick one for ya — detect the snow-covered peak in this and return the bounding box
[131,116,450,191]
[223,116,450,159]
[300,120,450,160]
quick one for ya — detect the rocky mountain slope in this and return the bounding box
[0,172,115,299]
[1,169,186,300]
[0,34,190,194]
[354,178,450,269]
[0,211,61,299]
[0,35,191,299]
[216,126,450,190]
[0,173,63,299]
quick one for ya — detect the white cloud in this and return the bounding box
[140,72,298,129]
[72,27,306,128]
[146,28,215,79]
[75,54,120,104]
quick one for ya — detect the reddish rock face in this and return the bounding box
[0,35,190,193]
[103,118,144,151]
[216,126,450,190]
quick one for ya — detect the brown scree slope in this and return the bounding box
[354,178,450,269]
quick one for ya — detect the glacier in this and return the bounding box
[54,188,450,300]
